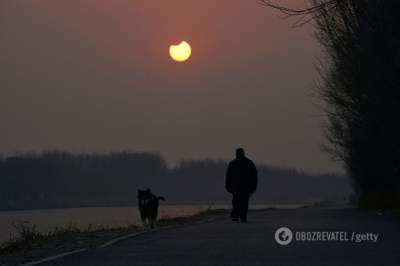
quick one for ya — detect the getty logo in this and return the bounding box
[275,227,293,246]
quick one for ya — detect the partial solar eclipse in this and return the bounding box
[169,41,192,62]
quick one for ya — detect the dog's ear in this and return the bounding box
[158,196,166,201]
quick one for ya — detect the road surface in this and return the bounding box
[42,207,400,266]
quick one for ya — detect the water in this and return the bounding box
[0,204,302,245]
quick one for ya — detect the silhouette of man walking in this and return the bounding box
[225,148,258,222]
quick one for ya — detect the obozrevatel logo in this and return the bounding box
[275,227,293,245]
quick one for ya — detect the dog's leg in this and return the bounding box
[140,215,146,228]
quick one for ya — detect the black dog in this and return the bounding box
[137,189,165,228]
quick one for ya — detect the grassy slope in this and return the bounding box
[0,209,227,266]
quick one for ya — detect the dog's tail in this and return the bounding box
[158,196,166,201]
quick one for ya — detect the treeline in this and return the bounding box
[0,151,350,210]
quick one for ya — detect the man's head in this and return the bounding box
[236,148,245,159]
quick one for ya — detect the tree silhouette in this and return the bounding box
[263,0,400,208]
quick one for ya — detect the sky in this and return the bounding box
[0,0,342,173]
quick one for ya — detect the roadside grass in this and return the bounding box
[157,208,226,227]
[0,221,140,255]
[0,208,226,265]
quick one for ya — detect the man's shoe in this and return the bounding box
[232,217,239,222]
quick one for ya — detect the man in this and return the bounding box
[225,148,258,222]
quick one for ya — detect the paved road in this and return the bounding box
[44,208,400,266]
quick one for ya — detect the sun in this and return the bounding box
[169,41,192,62]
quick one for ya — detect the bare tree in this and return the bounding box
[260,0,340,26]
[262,0,400,208]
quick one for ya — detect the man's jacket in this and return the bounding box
[225,157,258,194]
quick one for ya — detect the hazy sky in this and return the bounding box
[0,0,342,173]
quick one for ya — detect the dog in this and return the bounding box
[137,189,165,228]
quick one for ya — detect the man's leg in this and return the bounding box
[239,193,250,222]
[231,193,239,221]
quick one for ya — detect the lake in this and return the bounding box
[0,204,302,245]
